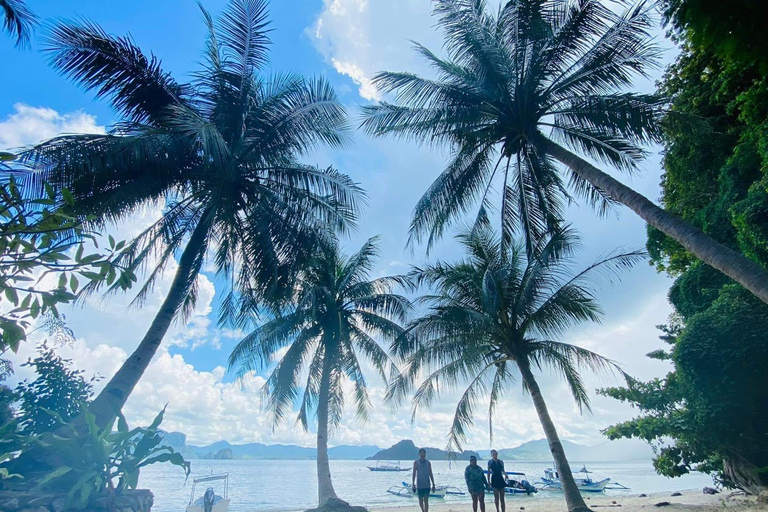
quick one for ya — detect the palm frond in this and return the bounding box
[43,21,186,124]
[1,0,37,47]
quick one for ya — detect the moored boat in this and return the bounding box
[186,473,230,512]
[368,460,410,472]
[536,466,629,493]
[483,470,538,495]
[386,482,462,498]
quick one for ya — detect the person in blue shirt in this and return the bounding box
[487,450,506,512]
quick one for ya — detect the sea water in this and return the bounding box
[139,459,715,512]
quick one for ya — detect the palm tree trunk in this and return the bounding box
[317,357,340,507]
[87,216,210,427]
[542,138,768,306]
[517,361,591,512]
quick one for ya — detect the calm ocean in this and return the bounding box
[139,459,714,512]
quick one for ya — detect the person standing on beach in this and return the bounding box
[487,450,506,512]
[412,448,436,512]
[465,455,487,512]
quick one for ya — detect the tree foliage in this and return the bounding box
[608,12,768,493]
[600,286,768,492]
[15,343,99,435]
[661,0,768,73]
[0,176,135,353]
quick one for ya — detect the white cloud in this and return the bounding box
[309,0,438,101]
[0,103,105,151]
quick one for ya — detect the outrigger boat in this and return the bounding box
[536,466,630,493]
[367,460,410,472]
[386,482,465,498]
[186,473,230,512]
[483,470,538,495]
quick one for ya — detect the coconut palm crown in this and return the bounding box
[22,0,362,426]
[228,236,411,510]
[362,0,768,305]
[390,223,642,512]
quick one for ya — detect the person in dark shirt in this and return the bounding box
[487,450,506,512]
[465,455,487,512]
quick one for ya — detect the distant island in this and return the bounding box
[367,439,481,461]
[158,432,652,462]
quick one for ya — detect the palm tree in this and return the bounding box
[389,223,643,512]
[1,0,37,47]
[361,0,768,305]
[22,0,361,427]
[228,237,410,512]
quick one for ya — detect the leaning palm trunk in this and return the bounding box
[518,361,591,512]
[88,218,209,427]
[316,359,340,506]
[542,138,768,305]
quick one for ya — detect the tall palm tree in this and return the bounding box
[389,223,643,512]
[361,0,768,305]
[22,0,361,427]
[1,0,37,47]
[229,237,410,512]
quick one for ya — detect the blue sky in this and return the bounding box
[1,0,680,449]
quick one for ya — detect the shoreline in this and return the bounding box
[364,490,768,512]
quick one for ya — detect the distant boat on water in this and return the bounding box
[367,460,410,472]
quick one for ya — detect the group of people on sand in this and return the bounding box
[411,448,510,512]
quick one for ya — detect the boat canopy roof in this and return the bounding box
[192,473,228,483]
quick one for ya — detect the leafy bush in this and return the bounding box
[15,343,99,434]
[4,407,189,509]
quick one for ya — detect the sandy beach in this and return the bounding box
[368,491,768,512]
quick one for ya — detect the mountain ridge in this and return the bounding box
[159,433,652,462]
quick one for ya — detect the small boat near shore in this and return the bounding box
[483,470,538,495]
[186,473,230,512]
[386,482,465,498]
[536,466,630,493]
[367,460,410,472]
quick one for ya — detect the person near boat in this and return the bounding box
[487,450,506,512]
[412,448,436,512]
[465,455,488,512]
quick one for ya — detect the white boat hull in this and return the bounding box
[538,478,611,493]
[387,484,448,498]
[186,498,230,512]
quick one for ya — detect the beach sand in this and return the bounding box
[368,490,768,512]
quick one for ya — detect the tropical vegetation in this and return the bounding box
[22,0,361,428]
[228,237,410,512]
[599,0,768,495]
[361,0,768,306]
[0,0,766,506]
[0,176,135,353]
[389,223,643,512]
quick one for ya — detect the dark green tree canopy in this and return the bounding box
[662,0,768,73]
[15,343,99,435]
